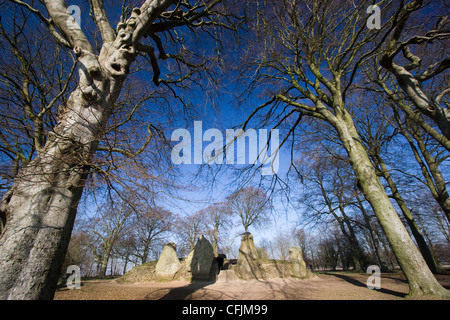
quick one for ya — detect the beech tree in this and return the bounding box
[353,95,441,273]
[239,0,449,297]
[0,4,180,242]
[199,202,232,256]
[397,116,450,224]
[379,0,450,139]
[131,204,174,264]
[296,152,369,272]
[227,186,271,233]
[367,62,450,223]
[0,0,232,299]
[85,194,136,276]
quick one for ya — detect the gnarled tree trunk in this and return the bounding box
[0,0,175,299]
[0,75,122,299]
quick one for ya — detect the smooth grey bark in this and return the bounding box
[374,154,441,273]
[0,0,174,299]
[0,82,116,299]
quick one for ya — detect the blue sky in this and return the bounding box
[3,0,448,264]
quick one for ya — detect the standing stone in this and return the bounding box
[155,242,181,279]
[236,232,264,280]
[289,246,308,278]
[185,249,194,272]
[191,235,215,281]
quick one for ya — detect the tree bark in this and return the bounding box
[99,241,115,277]
[385,64,450,140]
[334,109,449,298]
[0,82,119,299]
[356,194,386,270]
[374,155,441,273]
[0,11,122,301]
[0,0,177,299]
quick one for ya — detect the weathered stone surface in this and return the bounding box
[155,242,181,279]
[117,261,157,283]
[260,259,292,278]
[185,250,194,272]
[190,235,215,281]
[289,246,308,278]
[236,232,264,280]
[216,269,239,282]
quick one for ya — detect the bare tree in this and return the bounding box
[394,110,450,224]
[271,229,293,260]
[0,0,234,299]
[227,186,271,233]
[62,229,96,278]
[200,202,232,256]
[0,11,76,186]
[238,0,449,297]
[317,225,341,271]
[379,0,450,139]
[0,5,180,240]
[113,235,138,275]
[175,209,208,256]
[296,151,369,271]
[132,205,174,264]
[352,95,441,273]
[85,193,136,276]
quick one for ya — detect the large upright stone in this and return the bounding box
[185,249,194,272]
[236,232,264,280]
[190,235,215,281]
[155,242,181,279]
[289,246,308,278]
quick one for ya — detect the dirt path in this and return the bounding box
[54,272,450,300]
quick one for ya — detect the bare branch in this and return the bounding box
[136,42,161,86]
[43,0,95,54]
[88,0,116,43]
[9,0,70,48]
[416,58,450,82]
[132,0,177,43]
[97,123,155,158]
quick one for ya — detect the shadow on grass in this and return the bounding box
[324,272,406,298]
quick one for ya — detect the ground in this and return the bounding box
[54,271,450,300]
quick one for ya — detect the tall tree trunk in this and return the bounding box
[356,194,386,270]
[0,62,124,299]
[142,241,150,264]
[333,211,364,272]
[122,257,129,276]
[0,0,175,298]
[374,155,441,273]
[99,241,115,277]
[334,109,450,298]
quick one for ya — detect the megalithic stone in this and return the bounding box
[191,235,215,281]
[289,246,308,278]
[236,232,264,280]
[155,242,181,279]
